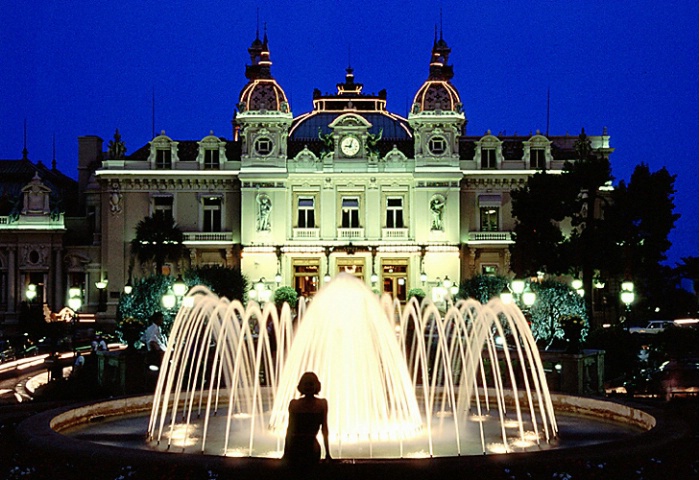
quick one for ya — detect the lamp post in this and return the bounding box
[620,280,635,324]
[95,278,108,312]
[67,286,82,355]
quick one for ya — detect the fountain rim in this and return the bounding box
[16,393,687,477]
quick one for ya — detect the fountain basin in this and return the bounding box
[16,392,679,479]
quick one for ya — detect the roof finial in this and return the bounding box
[434,24,438,45]
[439,5,443,41]
[22,118,28,160]
[52,133,57,170]
[256,8,260,40]
[263,21,268,44]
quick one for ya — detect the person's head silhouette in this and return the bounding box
[297,371,321,396]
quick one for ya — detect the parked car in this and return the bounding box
[627,320,674,334]
[622,358,699,399]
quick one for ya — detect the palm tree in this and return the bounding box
[130,211,186,274]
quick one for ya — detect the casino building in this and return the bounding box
[1,30,612,323]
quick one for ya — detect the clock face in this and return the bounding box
[340,135,361,157]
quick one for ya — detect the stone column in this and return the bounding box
[54,247,63,309]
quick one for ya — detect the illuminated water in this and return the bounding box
[147,273,557,458]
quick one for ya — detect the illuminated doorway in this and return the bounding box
[382,259,408,301]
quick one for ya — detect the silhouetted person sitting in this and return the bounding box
[283,371,331,465]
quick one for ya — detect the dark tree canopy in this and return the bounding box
[130,211,186,274]
[510,130,679,321]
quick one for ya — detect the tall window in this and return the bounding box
[293,262,319,298]
[203,197,222,232]
[153,196,173,219]
[204,149,220,169]
[297,197,315,228]
[386,197,404,228]
[341,197,360,228]
[481,148,497,169]
[530,148,546,169]
[155,149,172,169]
[480,207,499,231]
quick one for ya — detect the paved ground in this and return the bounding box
[0,368,698,480]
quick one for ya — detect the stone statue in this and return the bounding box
[257,194,272,231]
[430,195,445,231]
[109,182,122,215]
[107,129,127,159]
[21,172,51,215]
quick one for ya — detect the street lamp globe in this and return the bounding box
[173,275,188,297]
[26,283,37,301]
[500,284,514,305]
[68,296,82,312]
[511,279,525,295]
[162,287,177,310]
[621,290,635,306]
[522,287,536,307]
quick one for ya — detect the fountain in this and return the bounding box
[17,273,669,478]
[145,273,556,458]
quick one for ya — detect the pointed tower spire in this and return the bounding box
[52,134,57,170]
[22,119,28,160]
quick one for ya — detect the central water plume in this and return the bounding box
[268,273,423,442]
[148,273,557,458]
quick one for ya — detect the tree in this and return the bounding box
[528,280,587,350]
[458,274,509,303]
[185,265,248,302]
[605,164,680,318]
[130,211,186,275]
[511,131,679,323]
[116,275,176,339]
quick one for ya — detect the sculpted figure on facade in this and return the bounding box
[430,194,445,231]
[109,182,123,215]
[21,173,51,215]
[107,128,127,159]
[257,194,272,231]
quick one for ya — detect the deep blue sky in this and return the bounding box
[1,1,697,265]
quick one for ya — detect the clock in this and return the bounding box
[340,135,361,157]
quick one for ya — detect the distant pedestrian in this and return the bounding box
[144,312,167,368]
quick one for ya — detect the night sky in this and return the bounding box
[1,1,696,265]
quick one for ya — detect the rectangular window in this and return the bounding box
[341,197,360,228]
[203,197,222,232]
[386,197,404,228]
[481,148,496,169]
[153,196,173,219]
[204,149,220,169]
[482,264,499,276]
[156,149,172,169]
[530,148,546,169]
[297,197,316,228]
[480,207,499,232]
[293,262,319,298]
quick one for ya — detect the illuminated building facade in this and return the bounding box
[0,31,613,323]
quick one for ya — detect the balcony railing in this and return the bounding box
[292,228,320,240]
[337,228,364,240]
[382,228,409,240]
[468,231,512,242]
[183,232,234,243]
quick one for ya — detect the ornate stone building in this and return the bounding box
[0,31,613,324]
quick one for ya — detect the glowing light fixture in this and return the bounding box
[511,279,525,295]
[172,275,187,297]
[500,284,513,304]
[25,283,37,301]
[571,278,583,290]
[162,287,176,310]
[442,276,452,289]
[522,285,536,307]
